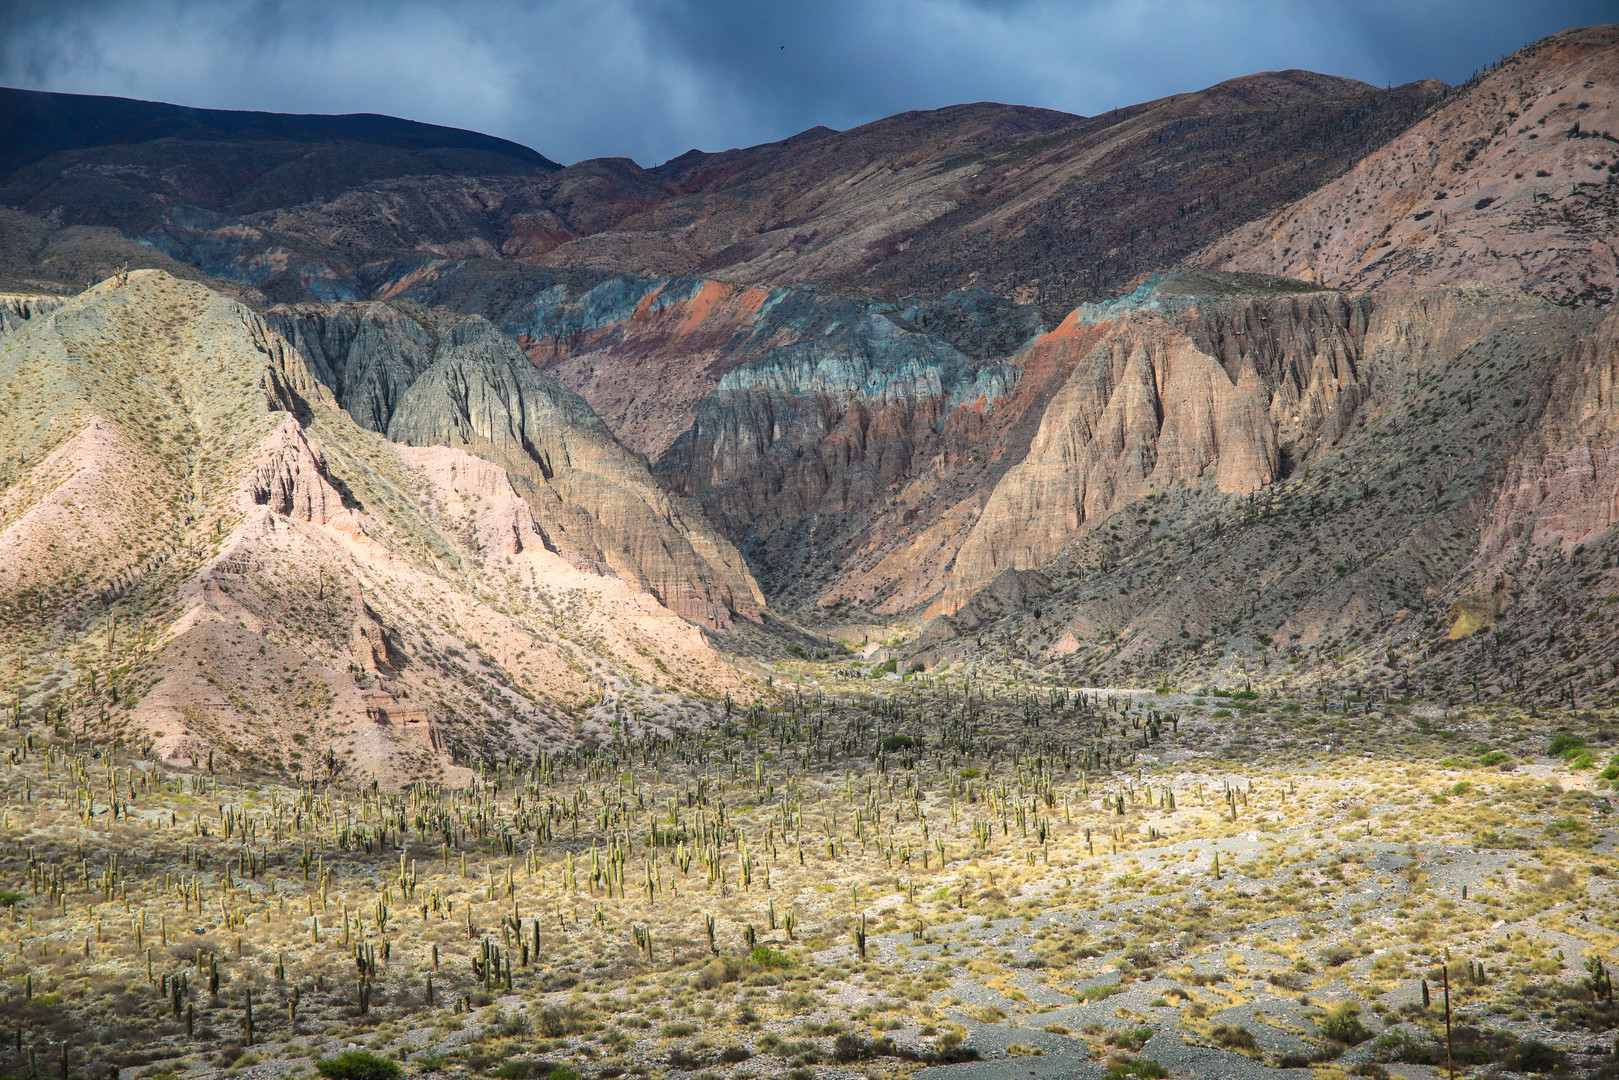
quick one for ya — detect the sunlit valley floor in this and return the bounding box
[4,681,1619,1080]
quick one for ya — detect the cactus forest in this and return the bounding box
[4,681,1619,1079]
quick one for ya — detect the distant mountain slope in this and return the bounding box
[0,87,555,174]
[1197,25,1619,305]
[1,72,1442,310]
[0,87,557,233]
[534,74,1445,313]
[238,76,1442,312]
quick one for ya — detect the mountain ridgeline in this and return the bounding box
[0,24,1617,777]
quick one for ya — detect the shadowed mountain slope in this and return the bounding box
[535,75,1444,313]
[0,86,555,222]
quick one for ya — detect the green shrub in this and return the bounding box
[879,735,917,751]
[1549,732,1586,758]
[536,1004,594,1037]
[750,945,796,969]
[1449,1026,1520,1066]
[492,1062,562,1080]
[1104,1059,1167,1079]
[488,1008,531,1038]
[665,1047,706,1070]
[833,1033,874,1062]
[315,1052,402,1080]
[1501,1039,1565,1073]
[1319,1003,1370,1045]
[1319,944,1356,967]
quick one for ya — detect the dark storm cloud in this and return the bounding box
[0,0,1609,165]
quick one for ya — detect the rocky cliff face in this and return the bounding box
[0,270,758,782]
[909,280,1619,705]
[263,303,437,432]
[260,296,766,628]
[1198,26,1619,306]
[387,317,765,628]
[1468,304,1619,614]
[0,292,66,333]
[379,263,1049,612]
[942,284,1416,609]
[363,254,1619,714]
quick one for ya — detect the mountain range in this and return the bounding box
[1,24,1616,774]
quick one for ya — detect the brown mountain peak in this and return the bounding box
[1196,24,1619,306]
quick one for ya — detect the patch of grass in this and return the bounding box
[1106,1027,1154,1052]
[1211,1024,1259,1051]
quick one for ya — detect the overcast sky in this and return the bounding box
[0,0,1609,166]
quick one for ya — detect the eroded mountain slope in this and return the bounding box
[311,259,1618,712]
[1199,25,1619,306]
[0,271,756,782]
[370,262,1050,611]
[915,283,1619,707]
[262,298,766,628]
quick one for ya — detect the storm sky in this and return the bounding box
[0,0,1609,166]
